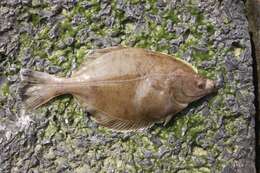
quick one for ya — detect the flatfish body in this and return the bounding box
[20,47,217,131]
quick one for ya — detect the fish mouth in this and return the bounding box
[181,80,218,98]
[175,80,219,104]
[205,79,218,93]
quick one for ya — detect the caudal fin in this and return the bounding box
[20,69,64,110]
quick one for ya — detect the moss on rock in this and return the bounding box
[0,0,256,172]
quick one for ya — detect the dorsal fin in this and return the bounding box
[174,57,198,73]
[159,51,198,74]
[89,45,125,58]
[72,46,126,77]
[91,112,154,132]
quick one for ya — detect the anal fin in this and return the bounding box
[91,112,154,132]
[73,95,155,131]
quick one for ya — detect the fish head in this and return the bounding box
[172,71,218,104]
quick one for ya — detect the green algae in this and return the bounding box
[19,33,32,48]
[31,13,41,26]
[1,82,9,97]
[44,121,58,139]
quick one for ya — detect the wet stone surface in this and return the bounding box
[0,0,256,172]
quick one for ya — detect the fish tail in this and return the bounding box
[19,68,65,110]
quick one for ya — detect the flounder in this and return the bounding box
[20,46,217,131]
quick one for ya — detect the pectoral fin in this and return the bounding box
[163,114,173,126]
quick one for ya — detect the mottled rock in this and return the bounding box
[64,37,75,46]
[0,0,255,173]
[47,66,61,74]
[48,24,59,39]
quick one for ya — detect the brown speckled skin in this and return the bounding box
[59,47,215,125]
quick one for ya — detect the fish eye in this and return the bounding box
[197,82,205,89]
